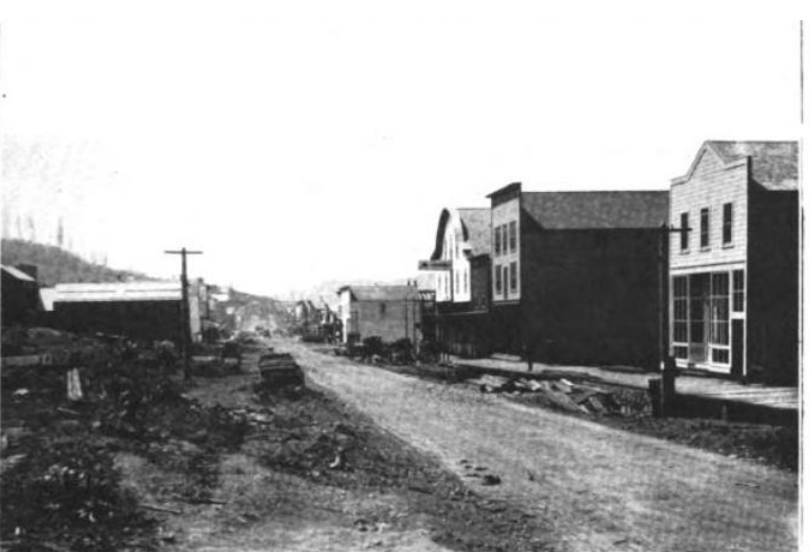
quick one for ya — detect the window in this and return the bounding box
[463,269,468,294]
[509,221,517,252]
[722,203,733,245]
[733,270,745,312]
[700,208,709,248]
[455,231,461,258]
[454,271,459,295]
[672,276,688,348]
[494,226,501,256]
[494,264,502,294]
[509,261,517,291]
[680,213,689,251]
[502,265,509,296]
[379,303,387,316]
[710,272,730,347]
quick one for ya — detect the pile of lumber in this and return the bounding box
[476,374,621,415]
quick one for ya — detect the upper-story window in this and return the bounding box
[509,221,517,252]
[494,226,502,256]
[700,208,710,249]
[509,261,517,291]
[455,230,461,258]
[680,212,689,251]
[722,203,733,245]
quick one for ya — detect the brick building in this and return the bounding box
[488,183,669,367]
[669,141,799,383]
[337,285,421,343]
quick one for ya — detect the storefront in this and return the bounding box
[671,267,745,376]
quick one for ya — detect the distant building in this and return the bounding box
[49,281,204,343]
[337,285,421,343]
[669,141,799,383]
[1,264,41,326]
[418,208,492,356]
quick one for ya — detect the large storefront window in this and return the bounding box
[672,276,688,359]
[732,270,745,312]
[672,270,733,367]
[710,272,730,364]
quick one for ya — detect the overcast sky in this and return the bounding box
[0,15,803,297]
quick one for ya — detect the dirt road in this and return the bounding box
[283,341,798,552]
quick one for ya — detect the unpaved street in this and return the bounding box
[282,340,798,552]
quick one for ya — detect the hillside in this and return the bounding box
[1,239,152,287]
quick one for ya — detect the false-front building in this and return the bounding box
[669,141,799,383]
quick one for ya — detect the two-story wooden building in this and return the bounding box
[418,208,492,356]
[488,183,669,367]
[669,141,799,383]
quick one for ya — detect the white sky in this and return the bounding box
[0,14,804,297]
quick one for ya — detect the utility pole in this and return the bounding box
[656,224,689,416]
[165,247,203,380]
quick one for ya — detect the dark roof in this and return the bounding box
[1,265,36,283]
[340,285,420,302]
[457,208,491,257]
[706,141,798,191]
[521,191,669,230]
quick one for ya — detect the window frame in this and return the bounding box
[509,221,517,252]
[509,261,517,292]
[700,208,710,249]
[722,202,733,245]
[732,269,745,313]
[680,212,689,251]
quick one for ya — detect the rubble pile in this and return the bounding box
[476,374,651,417]
[0,329,253,551]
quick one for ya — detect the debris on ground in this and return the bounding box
[474,374,634,416]
[256,352,305,391]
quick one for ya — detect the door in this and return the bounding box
[731,319,744,377]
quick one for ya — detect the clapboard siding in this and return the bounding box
[670,147,748,269]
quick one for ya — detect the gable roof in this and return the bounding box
[430,207,491,260]
[339,285,419,302]
[707,141,798,191]
[1,265,37,283]
[521,191,669,230]
[457,208,491,257]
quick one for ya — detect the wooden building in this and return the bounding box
[1,264,41,327]
[669,141,799,383]
[488,183,669,367]
[418,208,492,356]
[337,285,421,344]
[50,281,203,343]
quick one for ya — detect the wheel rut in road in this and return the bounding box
[284,341,798,552]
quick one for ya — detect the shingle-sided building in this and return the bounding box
[488,183,669,367]
[418,208,492,356]
[337,285,421,344]
[669,141,799,383]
